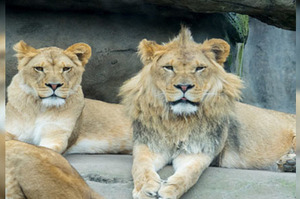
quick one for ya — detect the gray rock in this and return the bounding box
[66,154,296,199]
[7,0,295,30]
[239,17,296,114]
[147,0,295,30]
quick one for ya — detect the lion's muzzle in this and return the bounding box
[174,84,195,93]
[45,83,64,91]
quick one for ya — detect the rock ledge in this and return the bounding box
[66,154,296,199]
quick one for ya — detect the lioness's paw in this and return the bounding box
[133,180,161,199]
[277,153,296,172]
[158,183,179,199]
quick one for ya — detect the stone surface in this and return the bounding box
[238,17,296,113]
[65,154,296,199]
[7,0,295,30]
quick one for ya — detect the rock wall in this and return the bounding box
[239,17,296,113]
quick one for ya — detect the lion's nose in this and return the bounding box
[45,83,64,91]
[174,84,194,93]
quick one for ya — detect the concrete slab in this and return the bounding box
[65,154,296,199]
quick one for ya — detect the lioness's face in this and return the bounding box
[138,28,231,115]
[14,41,91,107]
[22,48,84,103]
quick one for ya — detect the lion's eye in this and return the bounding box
[195,66,206,72]
[163,66,174,71]
[34,67,44,72]
[63,67,72,72]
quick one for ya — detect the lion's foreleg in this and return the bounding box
[132,144,168,199]
[158,153,212,199]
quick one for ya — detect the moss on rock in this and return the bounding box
[224,13,249,44]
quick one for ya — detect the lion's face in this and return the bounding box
[13,41,91,107]
[152,49,214,115]
[136,27,239,116]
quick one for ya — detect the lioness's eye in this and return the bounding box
[163,66,174,71]
[195,66,206,72]
[34,67,44,72]
[63,67,72,72]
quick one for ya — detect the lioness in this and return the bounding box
[119,27,296,199]
[6,139,103,199]
[6,41,132,154]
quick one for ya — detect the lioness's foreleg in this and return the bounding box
[132,144,168,199]
[39,130,72,153]
[158,153,212,199]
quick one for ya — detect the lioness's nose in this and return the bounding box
[45,83,64,91]
[174,84,194,92]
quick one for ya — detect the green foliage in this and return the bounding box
[236,43,244,77]
[224,13,249,44]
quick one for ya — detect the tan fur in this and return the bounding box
[131,144,168,198]
[221,102,295,169]
[6,41,132,154]
[120,27,295,199]
[6,140,104,199]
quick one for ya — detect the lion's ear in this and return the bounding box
[138,39,163,65]
[64,43,92,66]
[13,40,39,61]
[202,39,230,65]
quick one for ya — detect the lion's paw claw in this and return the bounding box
[277,153,296,172]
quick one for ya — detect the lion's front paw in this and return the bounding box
[157,182,179,199]
[277,153,296,172]
[133,180,162,199]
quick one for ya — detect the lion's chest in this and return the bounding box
[133,120,229,159]
[156,130,223,156]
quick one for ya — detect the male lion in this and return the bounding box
[6,139,103,199]
[119,27,296,199]
[6,41,132,154]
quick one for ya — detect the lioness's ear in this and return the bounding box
[13,40,39,61]
[202,39,230,65]
[138,39,163,65]
[64,43,92,66]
